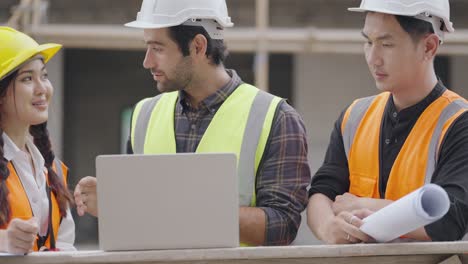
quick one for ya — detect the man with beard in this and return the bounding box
[74,0,310,246]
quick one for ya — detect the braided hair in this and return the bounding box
[0,73,15,226]
[30,123,73,217]
[0,128,11,226]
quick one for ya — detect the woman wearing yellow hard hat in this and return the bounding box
[0,27,75,253]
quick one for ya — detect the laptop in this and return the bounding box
[96,153,239,251]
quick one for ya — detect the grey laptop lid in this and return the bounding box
[96,153,239,251]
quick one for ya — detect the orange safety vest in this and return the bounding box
[341,90,468,200]
[0,159,68,251]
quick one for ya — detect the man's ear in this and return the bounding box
[423,33,440,61]
[190,34,208,58]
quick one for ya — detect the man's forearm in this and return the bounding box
[307,193,335,241]
[403,226,431,241]
[239,207,266,245]
[359,197,393,211]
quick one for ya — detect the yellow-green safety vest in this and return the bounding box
[131,83,283,208]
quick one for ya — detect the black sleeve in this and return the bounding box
[425,111,468,241]
[308,109,350,201]
[126,106,136,154]
[126,137,133,154]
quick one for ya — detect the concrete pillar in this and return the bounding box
[292,53,375,245]
[45,49,64,159]
[452,55,468,97]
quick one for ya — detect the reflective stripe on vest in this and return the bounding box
[2,158,68,251]
[131,84,282,206]
[133,95,163,155]
[342,95,376,160]
[341,90,468,200]
[425,99,468,183]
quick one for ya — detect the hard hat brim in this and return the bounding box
[348,6,419,15]
[0,43,62,81]
[125,19,234,29]
[124,20,181,29]
[348,7,366,12]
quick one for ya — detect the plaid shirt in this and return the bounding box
[130,70,310,245]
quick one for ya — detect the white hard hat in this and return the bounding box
[349,0,454,41]
[125,0,234,40]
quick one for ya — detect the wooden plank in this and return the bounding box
[0,254,454,264]
[0,243,467,264]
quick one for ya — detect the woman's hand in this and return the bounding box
[1,218,38,254]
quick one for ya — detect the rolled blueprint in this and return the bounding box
[360,184,450,242]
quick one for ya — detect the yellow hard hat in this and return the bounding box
[0,26,62,81]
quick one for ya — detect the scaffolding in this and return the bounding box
[5,0,468,91]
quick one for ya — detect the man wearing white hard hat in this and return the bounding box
[308,0,468,244]
[74,0,311,246]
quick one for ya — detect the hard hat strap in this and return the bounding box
[182,19,225,40]
[413,13,445,43]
